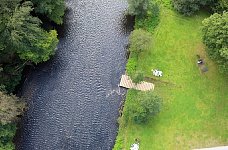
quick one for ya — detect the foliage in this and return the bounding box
[0,123,16,150]
[127,0,150,17]
[213,0,228,13]
[202,12,228,72]
[124,90,162,124]
[131,70,144,83]
[0,91,26,124]
[17,29,58,64]
[135,2,160,33]
[172,0,214,16]
[126,56,137,75]
[0,61,24,93]
[31,0,66,24]
[129,29,152,54]
[0,1,59,64]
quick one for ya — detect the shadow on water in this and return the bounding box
[15,0,135,149]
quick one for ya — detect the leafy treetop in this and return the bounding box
[202,12,228,72]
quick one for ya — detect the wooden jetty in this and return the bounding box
[119,75,154,91]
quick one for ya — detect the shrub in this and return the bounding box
[135,2,160,32]
[129,29,152,54]
[131,70,144,84]
[124,90,162,124]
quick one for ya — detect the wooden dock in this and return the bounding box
[119,75,154,91]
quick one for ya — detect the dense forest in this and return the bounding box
[0,0,65,149]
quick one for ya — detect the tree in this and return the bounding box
[172,0,214,16]
[213,0,228,13]
[31,0,66,24]
[202,12,228,72]
[0,123,16,150]
[124,90,162,123]
[0,1,59,64]
[127,0,150,17]
[0,91,26,124]
[129,29,152,54]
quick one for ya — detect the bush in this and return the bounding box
[202,12,228,72]
[124,90,162,124]
[127,0,150,17]
[129,29,152,54]
[172,0,214,16]
[131,70,144,84]
[0,91,26,124]
[135,2,160,33]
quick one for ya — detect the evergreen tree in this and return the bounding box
[0,123,16,150]
[31,0,66,24]
[0,1,59,63]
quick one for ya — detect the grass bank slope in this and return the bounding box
[114,5,228,150]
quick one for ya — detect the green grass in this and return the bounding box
[114,4,228,150]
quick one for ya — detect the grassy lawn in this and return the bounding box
[114,4,228,150]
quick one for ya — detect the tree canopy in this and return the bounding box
[213,0,228,13]
[129,29,152,54]
[0,123,16,150]
[172,0,215,16]
[124,90,162,124]
[0,91,26,124]
[202,12,228,72]
[31,0,66,24]
[127,0,150,17]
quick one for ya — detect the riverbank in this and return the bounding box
[114,2,228,149]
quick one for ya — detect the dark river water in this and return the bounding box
[16,0,132,149]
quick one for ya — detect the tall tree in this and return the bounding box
[0,91,26,124]
[0,1,59,63]
[202,12,228,72]
[31,0,66,24]
[0,123,16,150]
[172,0,215,16]
[213,0,228,13]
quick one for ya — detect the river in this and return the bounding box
[16,0,131,149]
